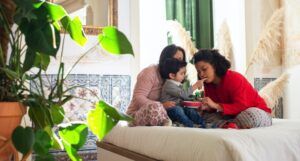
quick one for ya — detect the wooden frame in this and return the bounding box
[82,26,103,36]
[97,141,160,161]
[49,0,118,35]
[108,0,118,27]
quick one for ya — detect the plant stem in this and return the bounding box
[38,72,45,97]
[0,44,5,66]
[65,43,99,78]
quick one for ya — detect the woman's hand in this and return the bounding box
[201,97,223,112]
[162,101,176,109]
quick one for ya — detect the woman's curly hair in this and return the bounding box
[193,49,231,77]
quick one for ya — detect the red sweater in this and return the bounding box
[204,70,271,116]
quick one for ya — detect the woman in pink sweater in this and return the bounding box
[127,44,186,126]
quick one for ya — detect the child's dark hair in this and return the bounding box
[193,49,231,77]
[160,58,187,79]
[158,44,186,77]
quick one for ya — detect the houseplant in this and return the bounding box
[0,0,133,160]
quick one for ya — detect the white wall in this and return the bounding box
[118,0,131,39]
[283,0,300,119]
[118,0,140,92]
[138,0,168,70]
[284,65,300,119]
[213,0,246,74]
[46,35,132,75]
[118,0,168,90]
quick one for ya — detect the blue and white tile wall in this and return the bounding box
[30,74,131,161]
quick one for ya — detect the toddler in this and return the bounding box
[160,58,206,127]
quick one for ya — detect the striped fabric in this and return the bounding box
[234,107,272,129]
[201,107,272,129]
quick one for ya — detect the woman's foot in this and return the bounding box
[222,122,239,129]
[163,119,173,126]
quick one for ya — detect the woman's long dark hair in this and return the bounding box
[193,49,231,77]
[158,44,186,77]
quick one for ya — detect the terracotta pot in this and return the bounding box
[0,102,26,161]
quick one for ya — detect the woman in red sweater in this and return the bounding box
[193,49,272,129]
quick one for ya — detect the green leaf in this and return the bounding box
[87,105,117,141]
[33,1,45,9]
[13,0,37,24]
[33,130,52,155]
[28,101,53,129]
[44,2,68,21]
[23,48,36,72]
[58,123,88,161]
[98,27,134,55]
[98,101,132,121]
[58,123,88,149]
[0,68,19,79]
[18,18,31,35]
[53,21,61,31]
[195,91,200,98]
[87,100,132,140]
[25,22,60,56]
[61,16,87,46]
[50,104,65,124]
[182,79,190,91]
[44,126,63,150]
[34,53,50,70]
[12,126,35,155]
[61,143,82,161]
[32,4,50,22]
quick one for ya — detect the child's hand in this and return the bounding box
[162,101,176,109]
[192,78,207,90]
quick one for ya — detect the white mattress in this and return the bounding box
[103,119,300,161]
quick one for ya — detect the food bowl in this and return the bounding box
[181,101,202,109]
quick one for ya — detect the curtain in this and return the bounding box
[166,0,214,49]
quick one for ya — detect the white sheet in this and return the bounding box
[103,119,300,161]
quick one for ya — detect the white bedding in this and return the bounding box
[103,119,300,161]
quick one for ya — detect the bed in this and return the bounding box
[97,119,300,161]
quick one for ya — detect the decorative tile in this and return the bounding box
[30,74,131,160]
[99,76,111,105]
[254,77,283,118]
[110,75,131,112]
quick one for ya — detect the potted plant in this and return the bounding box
[0,0,133,160]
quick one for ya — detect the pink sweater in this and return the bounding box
[126,65,163,115]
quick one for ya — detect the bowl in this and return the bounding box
[181,101,202,109]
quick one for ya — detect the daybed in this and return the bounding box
[97,119,300,161]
